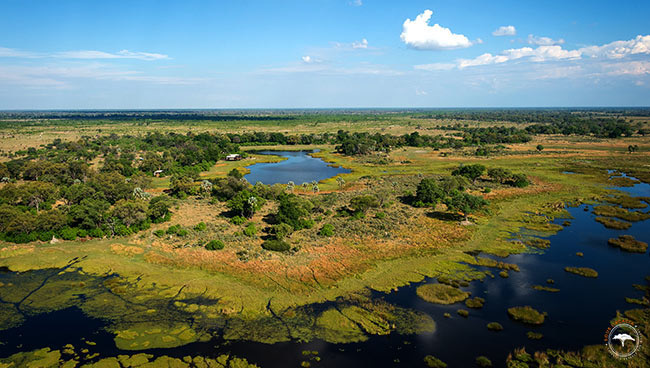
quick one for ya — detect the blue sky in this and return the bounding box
[0,0,648,109]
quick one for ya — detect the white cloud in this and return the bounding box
[0,46,169,61]
[352,38,369,49]
[415,89,428,96]
[580,35,650,59]
[400,10,472,50]
[416,35,650,71]
[301,55,313,63]
[492,26,516,37]
[527,34,564,46]
[350,0,362,6]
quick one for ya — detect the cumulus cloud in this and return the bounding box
[580,35,650,59]
[352,38,369,49]
[301,56,313,63]
[492,26,516,37]
[415,35,650,71]
[400,10,472,50]
[350,0,362,6]
[527,34,564,46]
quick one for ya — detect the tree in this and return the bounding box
[276,194,313,230]
[536,144,544,152]
[69,198,110,229]
[170,175,194,197]
[111,199,148,227]
[213,176,249,201]
[508,173,530,188]
[148,195,174,222]
[415,178,445,207]
[444,191,488,221]
[487,168,512,184]
[200,180,213,197]
[227,190,264,218]
[228,168,243,179]
[22,181,57,213]
[349,195,379,213]
[89,172,134,204]
[628,144,639,153]
[439,176,470,193]
[272,223,294,240]
[451,164,486,183]
[336,176,346,188]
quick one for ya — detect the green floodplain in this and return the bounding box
[0,109,648,367]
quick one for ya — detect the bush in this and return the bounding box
[77,229,88,238]
[194,222,207,231]
[230,216,246,225]
[115,224,131,236]
[262,239,291,252]
[228,168,243,179]
[319,223,334,237]
[415,178,444,207]
[349,195,379,213]
[153,229,165,237]
[272,223,293,239]
[177,228,188,237]
[38,231,55,242]
[205,240,225,250]
[375,212,386,219]
[166,224,181,234]
[60,227,78,241]
[243,223,257,237]
[88,228,105,238]
[509,173,530,188]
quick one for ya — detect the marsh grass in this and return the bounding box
[595,217,632,229]
[416,283,470,305]
[564,266,598,278]
[507,306,546,325]
[608,235,648,253]
[593,205,650,222]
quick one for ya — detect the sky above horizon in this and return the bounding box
[1,0,649,109]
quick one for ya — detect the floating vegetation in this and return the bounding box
[423,355,447,368]
[608,235,648,253]
[564,266,598,278]
[532,285,560,292]
[526,331,543,340]
[443,313,451,318]
[605,195,648,209]
[499,270,509,278]
[525,238,551,249]
[436,275,471,288]
[576,252,584,257]
[608,176,639,187]
[546,279,555,284]
[487,322,503,331]
[595,216,632,229]
[465,297,485,309]
[416,283,470,305]
[0,348,260,367]
[625,297,650,306]
[468,257,520,271]
[476,356,492,367]
[457,309,469,318]
[507,306,546,325]
[593,205,650,222]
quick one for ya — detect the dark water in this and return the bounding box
[0,181,648,367]
[244,151,350,185]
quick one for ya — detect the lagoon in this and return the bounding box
[243,151,350,185]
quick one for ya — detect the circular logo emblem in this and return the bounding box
[605,321,641,359]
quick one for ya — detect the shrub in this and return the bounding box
[38,231,55,242]
[194,222,207,231]
[177,228,188,237]
[319,223,334,237]
[243,223,257,237]
[60,227,78,241]
[349,195,379,213]
[166,224,181,234]
[509,173,530,188]
[375,212,386,219]
[262,239,291,252]
[230,216,246,225]
[77,229,88,238]
[228,168,243,179]
[272,223,293,239]
[153,229,165,237]
[88,228,105,238]
[115,224,131,236]
[205,240,225,250]
[415,178,444,207]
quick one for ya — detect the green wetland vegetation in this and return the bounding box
[0,109,648,367]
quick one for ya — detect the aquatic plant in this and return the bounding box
[487,322,503,331]
[476,356,493,367]
[499,270,509,278]
[526,331,543,340]
[608,235,648,253]
[595,216,632,229]
[532,285,560,292]
[507,306,545,325]
[423,355,447,368]
[564,266,598,278]
[593,205,650,222]
[525,238,551,249]
[465,297,485,309]
[416,283,470,305]
[457,309,469,318]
